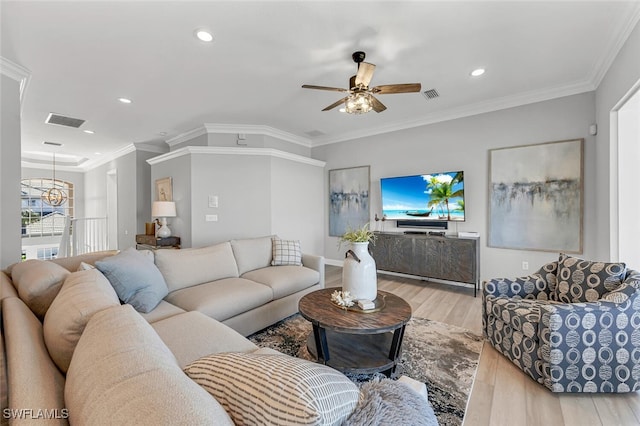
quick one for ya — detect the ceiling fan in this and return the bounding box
[302,51,421,114]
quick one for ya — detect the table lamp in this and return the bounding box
[152,201,176,238]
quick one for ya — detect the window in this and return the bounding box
[21,178,74,238]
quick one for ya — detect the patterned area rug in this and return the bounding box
[248,313,483,426]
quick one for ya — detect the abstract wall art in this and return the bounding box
[488,139,583,252]
[328,166,370,237]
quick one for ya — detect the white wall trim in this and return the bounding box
[312,79,596,146]
[608,77,640,261]
[166,123,312,148]
[80,144,137,172]
[165,126,208,147]
[591,3,640,89]
[0,57,31,106]
[133,142,168,154]
[147,146,326,167]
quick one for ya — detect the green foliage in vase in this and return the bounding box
[339,223,376,247]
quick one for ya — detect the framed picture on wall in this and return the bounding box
[155,177,173,201]
[328,166,370,237]
[488,138,584,253]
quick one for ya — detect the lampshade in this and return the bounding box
[152,201,176,218]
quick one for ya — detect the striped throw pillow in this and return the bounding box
[184,352,359,425]
[271,238,302,266]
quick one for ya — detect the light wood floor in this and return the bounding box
[325,265,640,426]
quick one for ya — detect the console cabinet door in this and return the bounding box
[371,233,413,273]
[439,238,477,283]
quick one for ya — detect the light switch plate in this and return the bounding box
[208,195,218,208]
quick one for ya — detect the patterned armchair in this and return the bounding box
[482,254,640,392]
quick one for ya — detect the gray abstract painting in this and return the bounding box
[489,139,583,252]
[329,166,370,237]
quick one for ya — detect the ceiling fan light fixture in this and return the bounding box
[345,92,373,114]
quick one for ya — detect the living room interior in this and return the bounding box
[2,1,640,425]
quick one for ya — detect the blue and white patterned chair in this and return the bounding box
[482,254,640,392]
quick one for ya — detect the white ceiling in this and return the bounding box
[2,1,640,171]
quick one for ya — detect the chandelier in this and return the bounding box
[344,90,373,114]
[41,153,67,206]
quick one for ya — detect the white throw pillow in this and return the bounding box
[184,352,359,426]
[271,238,302,266]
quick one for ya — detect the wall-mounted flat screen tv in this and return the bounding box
[380,171,465,221]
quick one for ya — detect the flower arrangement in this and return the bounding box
[339,222,376,247]
[331,290,355,308]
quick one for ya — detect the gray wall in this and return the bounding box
[270,156,324,255]
[595,20,640,262]
[0,74,21,268]
[150,148,325,253]
[84,150,152,250]
[312,92,597,281]
[149,154,192,247]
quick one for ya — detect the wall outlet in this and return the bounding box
[205,214,218,222]
[522,261,529,270]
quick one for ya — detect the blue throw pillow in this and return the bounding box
[95,247,168,313]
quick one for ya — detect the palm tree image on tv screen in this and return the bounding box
[380,171,465,221]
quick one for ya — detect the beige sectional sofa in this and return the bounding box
[1,236,350,425]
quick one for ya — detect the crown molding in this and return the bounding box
[203,123,312,147]
[590,2,640,88]
[0,57,31,105]
[147,146,325,168]
[133,142,169,154]
[165,126,208,147]
[166,124,312,148]
[312,78,596,147]
[80,144,137,172]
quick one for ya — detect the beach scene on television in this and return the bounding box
[381,171,465,221]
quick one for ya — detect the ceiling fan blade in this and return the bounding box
[372,83,422,94]
[322,97,349,111]
[302,84,348,93]
[370,96,387,113]
[355,62,376,87]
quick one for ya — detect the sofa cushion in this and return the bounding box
[1,271,17,300]
[242,265,320,299]
[95,247,168,313]
[230,236,273,275]
[555,254,626,303]
[65,304,233,425]
[51,250,117,272]
[165,277,273,322]
[184,352,359,426]
[272,237,303,266]
[152,311,258,368]
[10,259,70,319]
[155,242,239,292]
[2,297,66,423]
[139,300,186,323]
[43,269,120,372]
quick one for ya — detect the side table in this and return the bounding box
[135,234,181,250]
[298,288,412,377]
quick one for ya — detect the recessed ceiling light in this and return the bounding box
[95,152,102,155]
[195,29,213,42]
[470,68,485,77]
[83,130,94,134]
[118,97,132,104]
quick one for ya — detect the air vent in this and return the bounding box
[42,141,63,147]
[422,89,440,100]
[45,113,85,128]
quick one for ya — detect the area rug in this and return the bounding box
[248,314,483,426]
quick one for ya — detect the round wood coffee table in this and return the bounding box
[298,288,412,377]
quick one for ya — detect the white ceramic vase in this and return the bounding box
[342,241,377,301]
